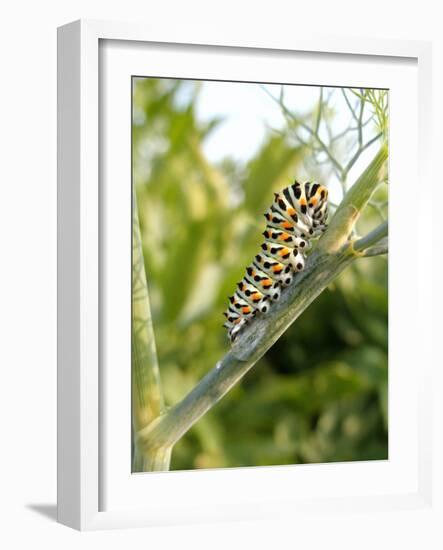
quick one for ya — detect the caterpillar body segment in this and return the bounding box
[263,229,309,250]
[225,181,329,342]
[245,265,280,294]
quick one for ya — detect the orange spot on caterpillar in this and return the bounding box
[242,306,251,314]
[282,221,292,229]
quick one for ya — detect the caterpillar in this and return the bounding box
[223,180,329,342]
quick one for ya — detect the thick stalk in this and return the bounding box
[132,190,166,469]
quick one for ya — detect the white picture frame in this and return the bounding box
[57,19,434,531]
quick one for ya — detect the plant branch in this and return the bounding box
[315,87,323,135]
[132,190,165,449]
[317,143,388,254]
[358,90,365,147]
[368,199,387,222]
[261,86,344,177]
[360,238,388,257]
[342,88,359,122]
[354,221,388,252]
[342,132,383,179]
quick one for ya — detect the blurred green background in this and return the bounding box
[132,77,388,470]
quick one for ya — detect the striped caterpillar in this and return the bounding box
[223,181,329,342]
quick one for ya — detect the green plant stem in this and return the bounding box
[261,85,344,176]
[342,132,383,179]
[360,238,388,257]
[133,439,172,472]
[354,221,388,252]
[132,190,165,467]
[318,143,388,254]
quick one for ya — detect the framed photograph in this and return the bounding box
[57,19,434,530]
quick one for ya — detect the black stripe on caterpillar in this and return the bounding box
[223,180,329,342]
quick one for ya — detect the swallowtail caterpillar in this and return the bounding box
[224,181,329,342]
